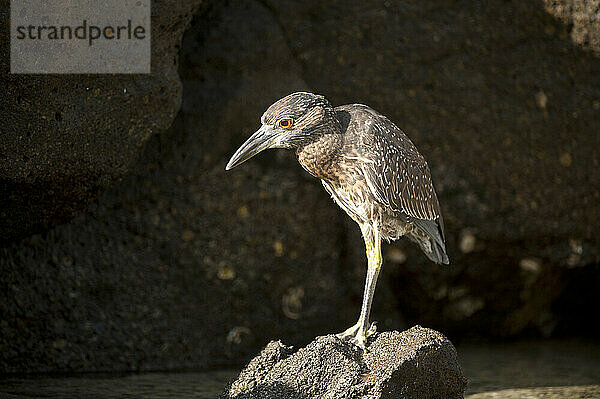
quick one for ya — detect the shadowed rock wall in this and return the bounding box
[259,0,600,339]
[1,0,599,373]
[0,1,201,242]
[0,0,355,373]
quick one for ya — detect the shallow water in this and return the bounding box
[1,340,599,398]
[0,370,237,399]
[459,339,600,395]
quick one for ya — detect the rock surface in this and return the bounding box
[1,0,600,374]
[0,0,202,243]
[0,155,351,373]
[467,386,600,399]
[222,326,467,399]
[263,0,600,340]
[175,0,600,344]
[0,0,359,374]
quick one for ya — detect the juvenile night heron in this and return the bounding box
[226,92,448,348]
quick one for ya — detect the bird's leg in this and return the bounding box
[337,223,382,349]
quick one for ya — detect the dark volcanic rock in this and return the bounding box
[0,0,355,374]
[222,325,467,399]
[1,0,600,375]
[543,0,600,55]
[0,0,202,243]
[261,0,600,339]
[0,142,350,373]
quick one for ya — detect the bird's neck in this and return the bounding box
[296,120,344,181]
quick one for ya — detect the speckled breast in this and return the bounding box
[296,137,341,181]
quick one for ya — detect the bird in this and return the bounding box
[226,92,448,349]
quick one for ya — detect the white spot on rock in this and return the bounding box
[519,257,542,274]
[386,247,407,264]
[459,229,476,254]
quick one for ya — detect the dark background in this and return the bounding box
[1,0,599,373]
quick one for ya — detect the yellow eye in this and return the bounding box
[277,118,293,129]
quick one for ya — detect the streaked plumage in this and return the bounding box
[226,92,448,348]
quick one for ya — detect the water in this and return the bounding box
[459,340,600,398]
[459,340,600,395]
[0,370,236,399]
[1,340,598,398]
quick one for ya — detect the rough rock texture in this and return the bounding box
[543,0,600,56]
[255,0,600,339]
[0,0,202,243]
[467,386,600,399]
[1,0,600,374]
[222,325,467,399]
[0,140,350,373]
[180,0,600,343]
[0,0,358,374]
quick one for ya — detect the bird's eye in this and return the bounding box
[277,118,293,129]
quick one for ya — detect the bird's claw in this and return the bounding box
[367,321,377,336]
[349,334,367,350]
[336,321,377,350]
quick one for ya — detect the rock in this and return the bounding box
[467,386,600,399]
[0,0,355,374]
[543,0,600,55]
[0,0,203,243]
[0,158,351,373]
[1,0,600,375]
[179,0,600,342]
[222,326,467,399]
[265,0,600,339]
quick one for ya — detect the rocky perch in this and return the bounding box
[221,325,467,399]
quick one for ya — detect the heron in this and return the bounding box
[226,92,448,349]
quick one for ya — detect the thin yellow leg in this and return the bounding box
[337,223,382,349]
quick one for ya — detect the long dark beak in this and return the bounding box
[225,125,279,170]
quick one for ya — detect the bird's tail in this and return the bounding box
[422,238,450,265]
[410,218,450,265]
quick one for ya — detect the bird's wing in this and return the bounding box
[348,107,444,241]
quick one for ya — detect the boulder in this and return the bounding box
[0,0,357,374]
[222,325,467,399]
[1,0,599,374]
[0,0,202,243]
[261,0,600,339]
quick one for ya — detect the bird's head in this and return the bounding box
[225,92,338,170]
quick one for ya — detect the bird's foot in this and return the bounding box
[336,321,377,350]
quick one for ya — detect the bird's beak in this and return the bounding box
[225,125,279,170]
